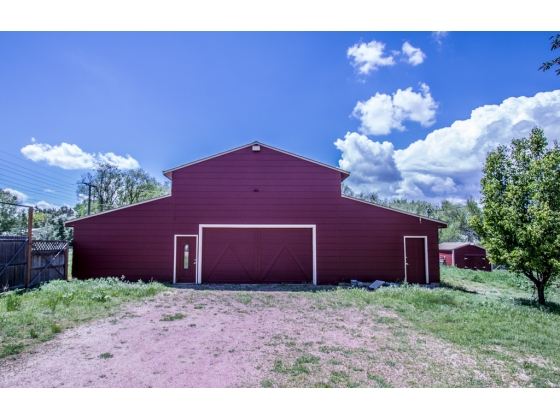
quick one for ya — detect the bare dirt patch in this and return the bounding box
[0,287,525,387]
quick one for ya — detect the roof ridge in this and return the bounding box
[162,141,350,180]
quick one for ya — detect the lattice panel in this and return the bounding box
[31,240,68,252]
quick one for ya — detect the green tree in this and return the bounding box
[0,189,20,233]
[75,163,170,216]
[470,127,560,305]
[539,33,560,76]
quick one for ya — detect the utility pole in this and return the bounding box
[26,206,33,288]
[82,182,97,215]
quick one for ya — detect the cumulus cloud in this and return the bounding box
[432,31,448,45]
[352,84,438,135]
[401,42,426,66]
[347,40,395,75]
[337,90,560,202]
[21,142,139,170]
[4,188,29,203]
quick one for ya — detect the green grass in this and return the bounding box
[0,278,166,359]
[309,266,560,386]
[160,313,185,321]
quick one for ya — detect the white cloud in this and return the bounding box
[347,40,395,75]
[401,42,426,66]
[21,142,140,170]
[352,84,438,135]
[4,188,29,203]
[432,32,448,45]
[31,137,36,143]
[337,90,560,202]
[34,200,59,210]
[43,189,55,193]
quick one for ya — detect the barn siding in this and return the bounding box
[68,145,445,284]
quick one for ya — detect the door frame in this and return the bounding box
[198,224,317,285]
[403,236,429,284]
[173,234,199,284]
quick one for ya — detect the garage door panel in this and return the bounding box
[202,227,313,283]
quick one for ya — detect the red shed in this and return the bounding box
[66,142,447,285]
[439,242,491,271]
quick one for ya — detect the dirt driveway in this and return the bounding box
[0,286,519,387]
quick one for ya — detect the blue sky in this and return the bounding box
[1,31,559,207]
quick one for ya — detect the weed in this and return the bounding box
[160,313,185,322]
[5,293,22,312]
[1,343,24,358]
[367,373,392,388]
[99,352,113,359]
[295,354,320,364]
[29,328,39,339]
[189,324,196,327]
[260,379,273,388]
[51,325,62,334]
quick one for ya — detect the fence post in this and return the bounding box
[25,207,33,288]
[64,243,69,280]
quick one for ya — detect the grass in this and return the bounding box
[0,277,166,359]
[306,266,560,387]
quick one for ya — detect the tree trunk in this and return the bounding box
[536,282,546,305]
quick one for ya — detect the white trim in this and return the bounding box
[197,224,317,285]
[341,195,447,225]
[65,195,171,225]
[173,234,199,284]
[404,236,429,284]
[162,142,350,180]
[452,250,455,266]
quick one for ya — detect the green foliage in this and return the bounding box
[5,292,22,312]
[539,33,560,76]
[471,127,560,304]
[31,206,74,241]
[75,163,170,216]
[341,183,482,243]
[0,278,166,358]
[0,189,21,233]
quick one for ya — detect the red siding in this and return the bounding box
[439,250,453,266]
[67,145,445,284]
[453,245,490,271]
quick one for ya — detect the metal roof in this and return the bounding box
[439,242,485,251]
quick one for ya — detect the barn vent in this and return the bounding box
[252,144,261,152]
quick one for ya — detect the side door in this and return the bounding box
[405,237,427,284]
[176,236,197,283]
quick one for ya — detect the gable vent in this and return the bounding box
[252,145,261,152]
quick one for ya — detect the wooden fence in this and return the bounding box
[0,237,69,290]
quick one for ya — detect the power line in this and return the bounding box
[0,179,78,203]
[0,171,77,195]
[0,149,82,184]
[0,157,78,191]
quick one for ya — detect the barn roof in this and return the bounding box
[439,242,485,251]
[342,195,447,226]
[162,141,350,181]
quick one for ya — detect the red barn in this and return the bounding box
[439,242,491,271]
[66,142,447,285]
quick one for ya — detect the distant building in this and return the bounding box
[439,242,491,271]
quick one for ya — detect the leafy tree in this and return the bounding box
[33,206,75,241]
[539,33,560,76]
[0,189,20,233]
[470,127,560,305]
[341,183,482,243]
[75,163,170,216]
